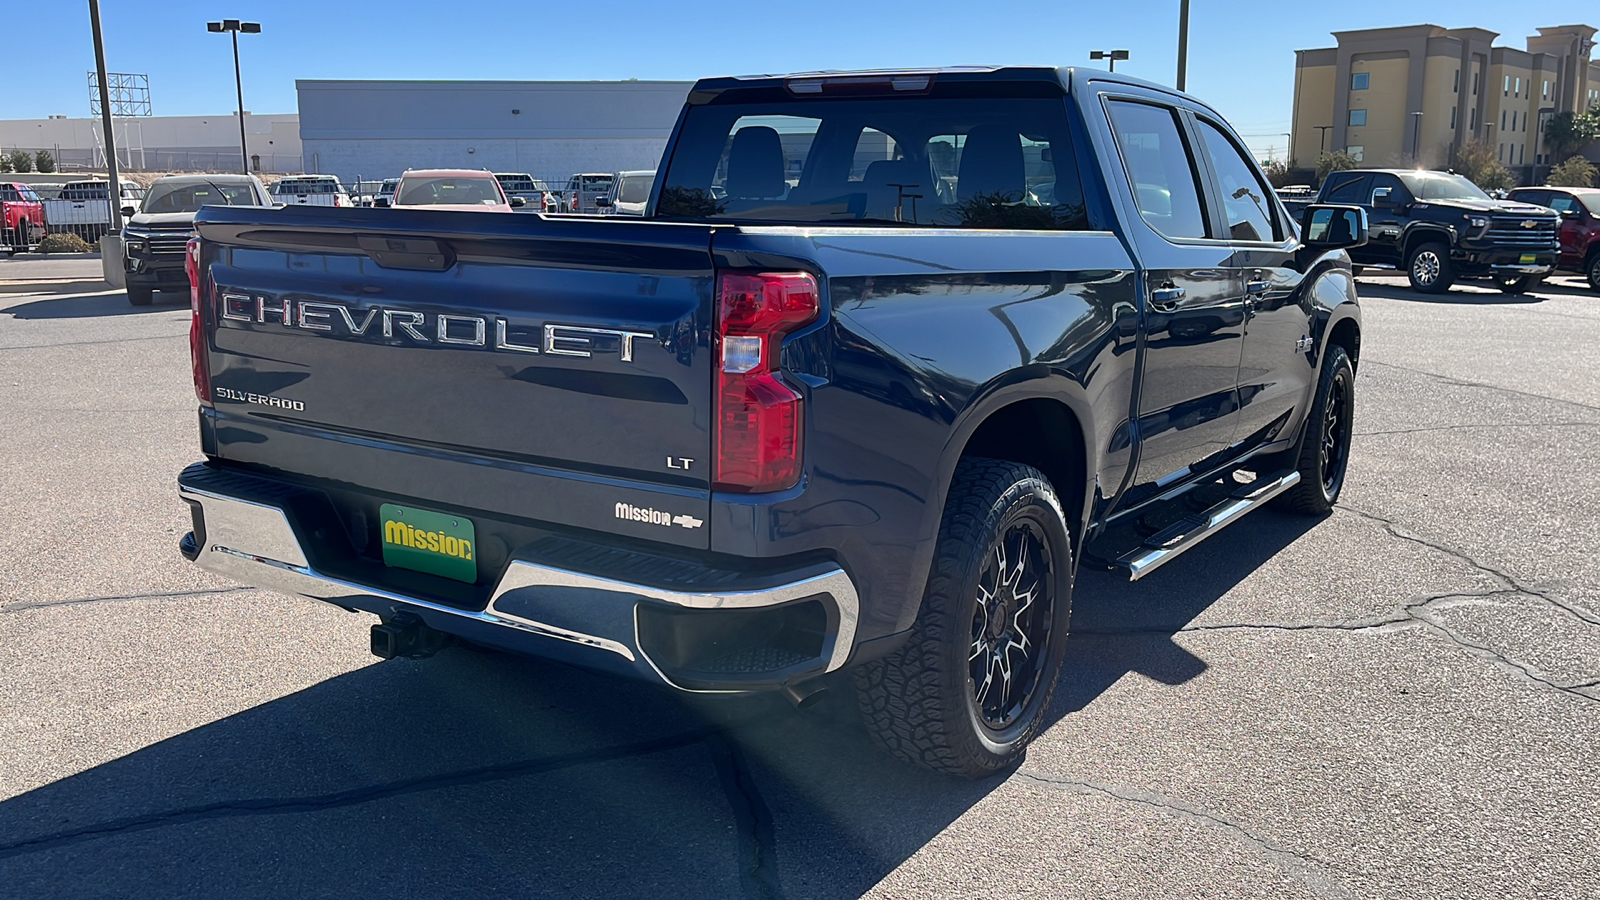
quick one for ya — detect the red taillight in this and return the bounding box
[187,238,212,407]
[713,272,820,493]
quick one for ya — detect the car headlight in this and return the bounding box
[124,239,145,254]
[1467,216,1489,229]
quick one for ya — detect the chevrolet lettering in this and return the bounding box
[219,293,653,360]
[179,65,1365,778]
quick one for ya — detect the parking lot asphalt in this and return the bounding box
[1,256,1597,899]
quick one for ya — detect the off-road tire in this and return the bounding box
[127,286,154,306]
[1407,242,1454,294]
[1273,345,1355,515]
[854,458,1073,779]
[1494,274,1538,294]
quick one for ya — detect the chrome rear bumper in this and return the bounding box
[178,471,859,692]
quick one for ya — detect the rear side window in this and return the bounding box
[0,185,18,201]
[658,94,1089,230]
[1322,174,1369,204]
[1106,100,1209,240]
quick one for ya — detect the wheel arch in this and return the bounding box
[1400,225,1455,262]
[898,374,1096,634]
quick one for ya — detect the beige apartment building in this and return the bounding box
[1291,24,1599,180]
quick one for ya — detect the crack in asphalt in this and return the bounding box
[1360,360,1600,416]
[0,724,731,862]
[1012,771,1356,900]
[708,734,783,900]
[1355,421,1600,437]
[0,587,253,614]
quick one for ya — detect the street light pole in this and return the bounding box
[1176,0,1190,91]
[208,19,261,176]
[88,0,122,235]
[1089,49,1131,72]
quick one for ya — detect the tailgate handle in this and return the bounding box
[356,235,454,271]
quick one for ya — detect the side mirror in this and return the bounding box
[121,206,136,218]
[1301,204,1368,250]
[509,196,527,208]
[594,197,613,208]
[1559,207,1578,218]
[372,197,390,208]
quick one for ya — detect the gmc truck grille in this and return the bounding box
[1484,216,1559,247]
[144,233,192,256]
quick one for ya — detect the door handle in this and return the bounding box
[1246,280,1270,294]
[1150,286,1186,311]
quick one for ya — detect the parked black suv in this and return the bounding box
[1315,169,1559,293]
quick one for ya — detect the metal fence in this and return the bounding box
[2,146,304,175]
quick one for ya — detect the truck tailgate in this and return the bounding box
[194,206,718,548]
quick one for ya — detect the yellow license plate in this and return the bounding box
[1519,253,1536,264]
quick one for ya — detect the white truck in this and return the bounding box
[268,175,352,208]
[40,179,145,242]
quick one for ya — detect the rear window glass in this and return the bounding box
[62,183,112,200]
[657,94,1088,229]
[617,174,654,203]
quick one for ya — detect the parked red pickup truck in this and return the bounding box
[1507,186,1600,291]
[0,182,46,256]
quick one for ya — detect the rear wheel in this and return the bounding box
[1274,345,1356,515]
[1494,274,1538,294]
[855,458,1073,778]
[127,286,154,306]
[1407,242,1454,293]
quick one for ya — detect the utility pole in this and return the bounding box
[1176,0,1190,91]
[88,0,122,234]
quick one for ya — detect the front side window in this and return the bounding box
[1197,118,1277,243]
[1106,100,1209,240]
[1348,108,1367,127]
[658,92,1088,230]
[1351,72,1369,91]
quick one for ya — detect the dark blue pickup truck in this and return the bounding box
[177,67,1366,777]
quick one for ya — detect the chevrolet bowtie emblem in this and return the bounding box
[1521,220,1538,229]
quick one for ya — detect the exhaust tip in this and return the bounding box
[781,678,828,709]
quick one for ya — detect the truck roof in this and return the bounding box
[688,65,1218,115]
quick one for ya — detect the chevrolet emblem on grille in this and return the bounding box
[1521,220,1538,228]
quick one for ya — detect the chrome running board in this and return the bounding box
[1115,470,1301,581]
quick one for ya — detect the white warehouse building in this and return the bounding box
[296,80,695,185]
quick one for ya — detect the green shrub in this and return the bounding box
[1548,156,1597,188]
[6,149,32,173]
[36,232,93,254]
[33,150,55,174]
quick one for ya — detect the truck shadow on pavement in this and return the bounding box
[0,513,1319,900]
[1353,281,1544,305]
[3,289,183,318]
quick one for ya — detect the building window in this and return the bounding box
[1473,71,1479,95]
[1514,76,1521,96]
[1351,72,1369,91]
[1501,110,1506,130]
[1453,70,1460,92]
[1348,108,1367,126]
[1470,107,1477,130]
[1450,107,1457,129]
[1346,146,1364,161]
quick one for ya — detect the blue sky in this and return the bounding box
[3,0,1596,161]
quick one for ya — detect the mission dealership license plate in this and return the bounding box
[379,504,477,583]
[1519,253,1537,264]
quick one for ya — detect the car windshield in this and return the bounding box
[1579,193,1600,216]
[657,92,1087,229]
[1400,172,1489,202]
[141,181,257,213]
[397,176,503,206]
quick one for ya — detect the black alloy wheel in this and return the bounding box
[969,517,1056,731]
[1274,345,1356,515]
[855,458,1073,778]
